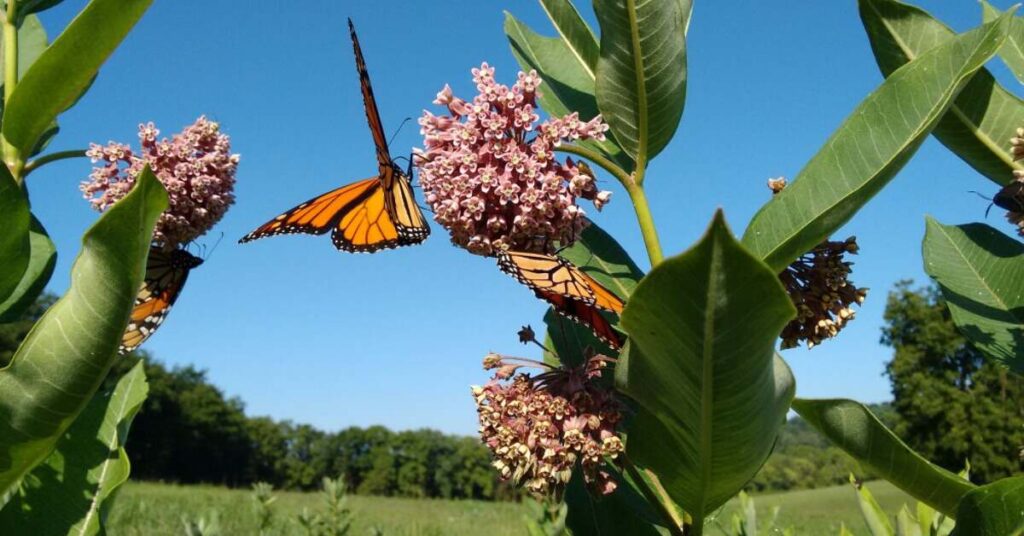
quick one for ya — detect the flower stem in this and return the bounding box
[2,0,21,180]
[555,144,664,267]
[624,181,663,266]
[23,149,88,177]
[623,456,685,536]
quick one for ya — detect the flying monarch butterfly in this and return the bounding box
[497,250,625,349]
[239,19,429,252]
[120,246,204,355]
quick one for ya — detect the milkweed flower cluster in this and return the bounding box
[81,116,239,248]
[779,236,867,349]
[472,352,624,498]
[1005,129,1024,236]
[416,63,612,256]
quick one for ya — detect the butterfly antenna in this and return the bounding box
[200,232,226,262]
[387,117,413,151]
[969,191,994,218]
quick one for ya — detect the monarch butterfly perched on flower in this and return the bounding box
[120,246,204,355]
[239,19,430,253]
[497,250,624,349]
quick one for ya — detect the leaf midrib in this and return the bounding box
[870,2,1022,174]
[538,0,597,81]
[696,237,720,522]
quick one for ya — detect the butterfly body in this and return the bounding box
[497,250,624,349]
[994,181,1024,213]
[120,247,203,354]
[240,19,429,252]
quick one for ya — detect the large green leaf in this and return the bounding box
[922,218,1024,372]
[0,360,149,534]
[860,0,1024,186]
[0,169,166,497]
[0,216,56,322]
[594,0,690,164]
[0,166,30,305]
[982,1,1024,86]
[949,477,1024,536]
[504,9,632,171]
[791,398,974,517]
[743,12,1012,273]
[616,211,797,523]
[2,0,152,160]
[539,0,599,72]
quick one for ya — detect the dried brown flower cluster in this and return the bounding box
[472,353,624,498]
[779,237,867,349]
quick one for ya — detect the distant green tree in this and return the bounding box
[881,281,1024,483]
[246,417,291,487]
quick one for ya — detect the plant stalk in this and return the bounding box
[623,456,685,536]
[2,0,21,180]
[555,144,664,267]
[23,149,89,177]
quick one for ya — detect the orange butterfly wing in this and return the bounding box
[120,247,203,354]
[497,250,625,348]
[239,21,428,253]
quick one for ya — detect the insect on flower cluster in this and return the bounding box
[416,63,612,256]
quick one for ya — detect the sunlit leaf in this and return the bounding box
[617,211,796,522]
[743,12,1012,273]
[0,169,166,496]
[792,398,974,517]
[982,1,1024,86]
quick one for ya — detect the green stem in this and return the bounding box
[23,149,89,177]
[623,457,685,536]
[555,144,664,267]
[2,0,20,180]
[624,181,663,266]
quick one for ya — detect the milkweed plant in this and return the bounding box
[1,0,1024,534]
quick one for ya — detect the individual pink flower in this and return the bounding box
[416,63,611,256]
[81,116,239,248]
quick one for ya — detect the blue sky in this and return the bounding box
[28,1,1019,435]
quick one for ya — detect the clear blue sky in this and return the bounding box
[28,1,1019,435]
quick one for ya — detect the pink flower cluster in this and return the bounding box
[416,63,611,256]
[81,116,239,247]
[472,353,624,498]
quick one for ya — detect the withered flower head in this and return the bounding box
[767,176,787,195]
[779,237,867,349]
[1005,129,1024,236]
[472,353,622,499]
[518,325,536,344]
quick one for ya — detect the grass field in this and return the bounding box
[107,480,915,535]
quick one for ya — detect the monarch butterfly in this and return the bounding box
[497,250,624,348]
[239,19,429,252]
[120,246,203,355]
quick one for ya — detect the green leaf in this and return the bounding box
[897,505,922,536]
[860,0,1024,186]
[922,218,1024,372]
[743,11,1012,273]
[0,360,149,535]
[503,10,633,170]
[17,0,66,20]
[791,398,975,517]
[0,216,56,322]
[564,467,663,535]
[852,476,895,536]
[949,477,1024,536]
[543,308,616,367]
[0,166,30,306]
[983,1,1024,86]
[539,0,599,72]
[616,210,797,522]
[0,168,166,496]
[594,0,690,163]
[2,0,152,159]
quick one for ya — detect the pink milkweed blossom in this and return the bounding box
[416,63,612,256]
[81,116,239,248]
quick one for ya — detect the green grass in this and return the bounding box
[108,480,916,535]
